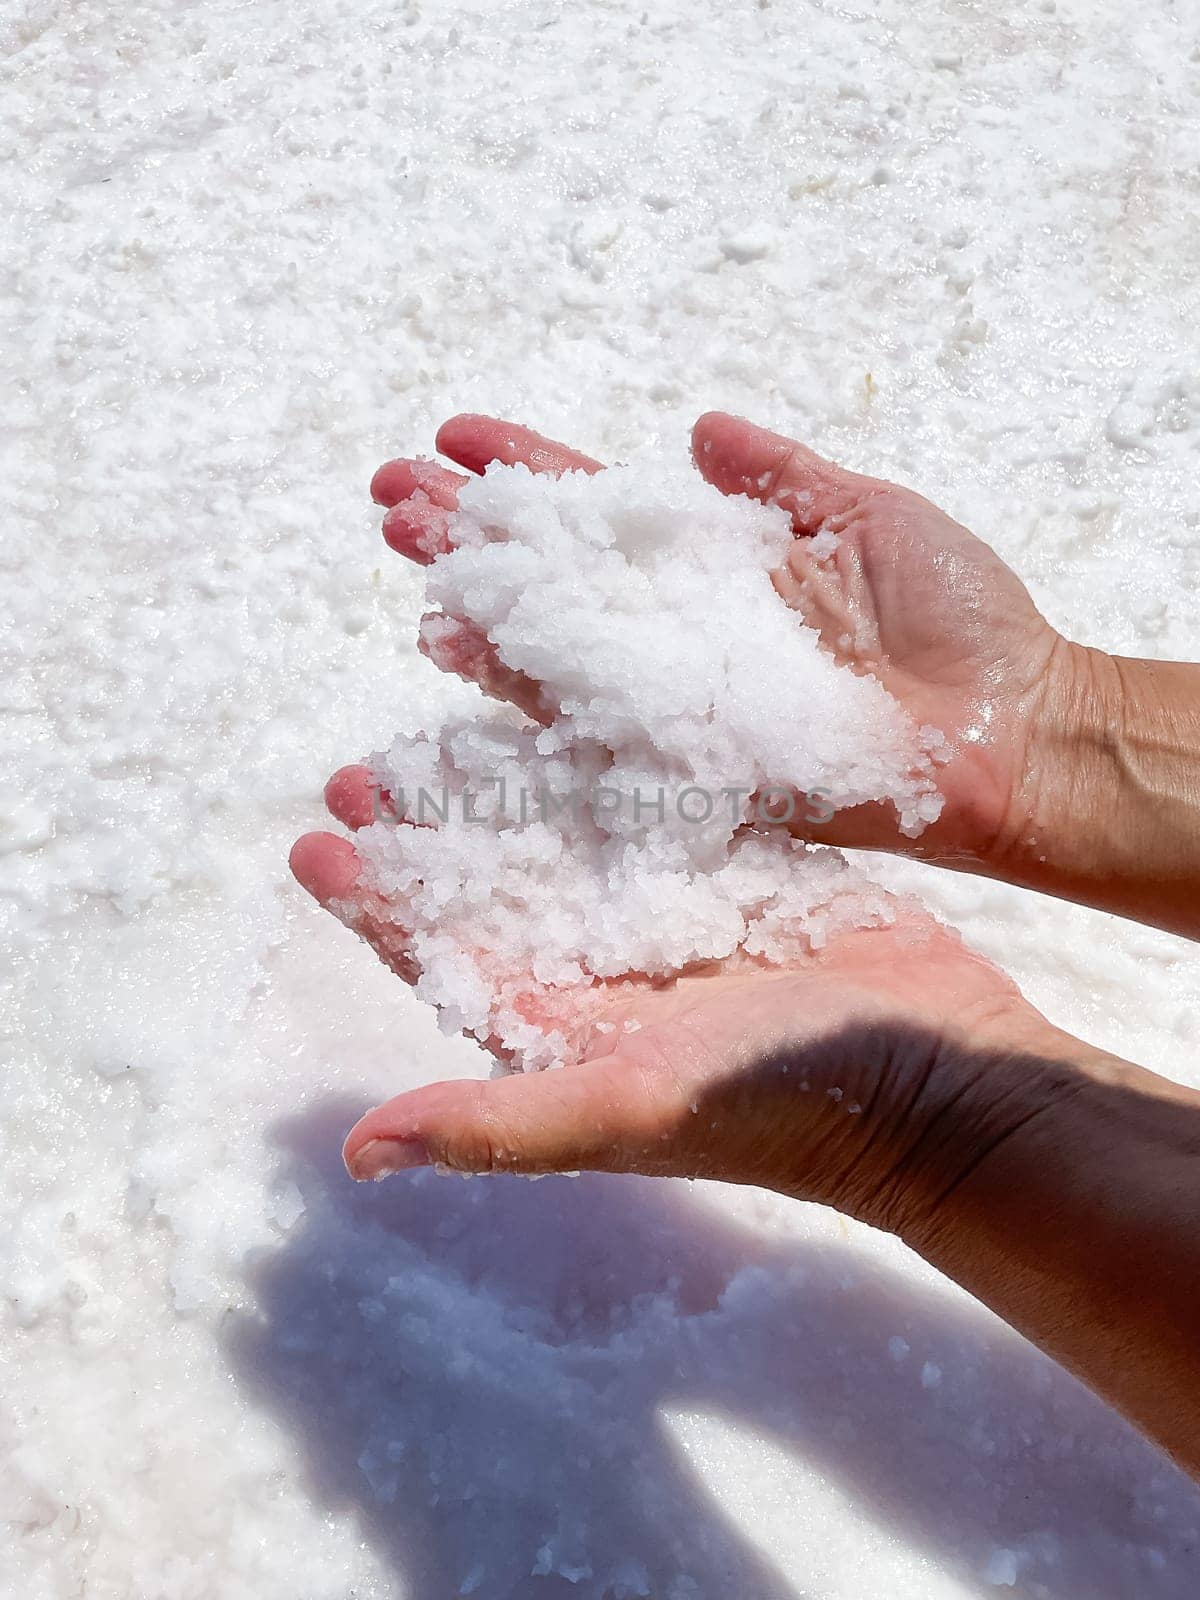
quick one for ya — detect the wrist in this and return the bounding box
[988,637,1118,882]
[801,1000,1096,1242]
[985,640,1200,935]
[897,1016,1200,1260]
[885,1018,1110,1255]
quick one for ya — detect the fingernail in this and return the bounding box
[349,1137,430,1182]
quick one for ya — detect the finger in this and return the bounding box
[324,764,394,831]
[370,456,468,509]
[375,420,601,562]
[435,413,604,478]
[289,830,362,903]
[377,460,470,564]
[777,795,970,864]
[290,831,419,981]
[381,500,450,565]
[691,412,868,533]
[344,1052,674,1180]
[419,612,556,726]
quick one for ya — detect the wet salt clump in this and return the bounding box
[352,458,943,1068]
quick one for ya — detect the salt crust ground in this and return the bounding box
[4,2,1200,1597]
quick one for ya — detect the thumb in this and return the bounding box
[343,1053,668,1181]
[691,411,867,533]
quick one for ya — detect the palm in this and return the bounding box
[558,915,1024,1189]
[680,412,1065,866]
[775,477,1063,862]
[337,907,1039,1220]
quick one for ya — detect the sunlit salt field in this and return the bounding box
[4,2,1200,1596]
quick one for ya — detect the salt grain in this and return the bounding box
[352,457,942,1067]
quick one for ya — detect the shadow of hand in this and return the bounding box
[226,1101,1200,1599]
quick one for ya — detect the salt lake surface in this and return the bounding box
[4,1,1200,1595]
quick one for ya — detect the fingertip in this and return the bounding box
[342,1079,473,1176]
[691,413,858,531]
[343,1101,405,1167]
[691,410,742,457]
[324,764,382,830]
[342,1117,373,1174]
[437,414,603,478]
[691,411,788,492]
[344,1134,431,1182]
[371,455,460,505]
[417,609,478,673]
[370,458,417,507]
[381,500,446,563]
[289,831,362,904]
[435,413,498,471]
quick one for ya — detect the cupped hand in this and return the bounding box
[294,808,1065,1232]
[693,413,1077,868]
[328,411,1084,870]
[289,411,1083,1213]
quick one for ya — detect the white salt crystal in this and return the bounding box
[719,226,775,263]
[352,455,943,1069]
[983,1547,1019,1587]
[267,1183,306,1232]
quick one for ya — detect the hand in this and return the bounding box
[289,416,1200,1474]
[308,411,1092,876]
[289,412,1072,1215]
[294,829,1200,1488]
[293,796,1067,1236]
[691,413,1077,871]
[336,909,1075,1228]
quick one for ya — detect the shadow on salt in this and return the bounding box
[227,1098,1200,1599]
